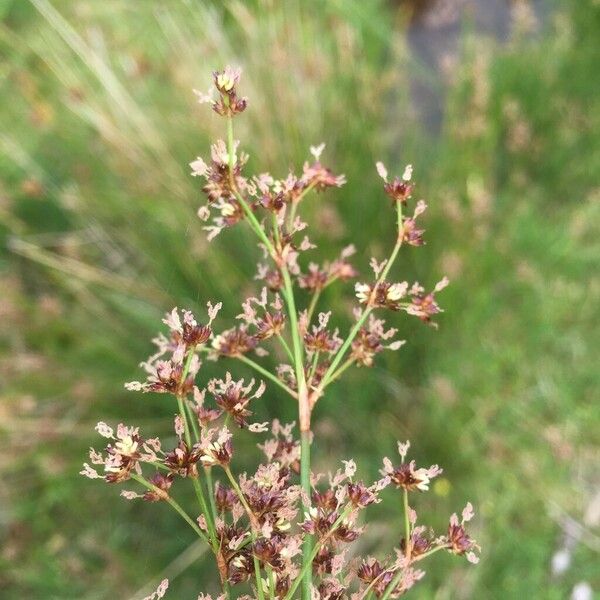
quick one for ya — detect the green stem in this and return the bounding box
[236,354,297,397]
[414,544,448,562]
[280,268,305,383]
[278,249,311,600]
[267,565,276,599]
[130,473,209,544]
[185,399,200,442]
[224,467,265,600]
[319,308,372,390]
[177,393,217,548]
[403,488,411,559]
[317,201,404,392]
[284,506,352,600]
[287,181,316,229]
[300,429,312,599]
[307,351,320,385]
[225,119,275,258]
[205,467,218,524]
[378,545,447,600]
[306,288,321,325]
[226,115,311,599]
[379,571,402,600]
[327,357,355,384]
[276,333,294,362]
[176,392,194,458]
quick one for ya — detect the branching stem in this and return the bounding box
[224,466,265,600]
[130,473,209,544]
[316,201,404,394]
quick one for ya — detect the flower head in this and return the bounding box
[382,456,442,492]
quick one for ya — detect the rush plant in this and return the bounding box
[81,67,479,600]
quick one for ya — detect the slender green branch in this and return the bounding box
[236,354,297,397]
[280,268,305,385]
[317,201,404,393]
[379,570,402,600]
[378,545,447,600]
[130,473,209,544]
[175,350,218,549]
[300,429,312,599]
[306,288,321,325]
[224,467,265,600]
[279,258,312,600]
[403,488,411,559]
[307,350,320,385]
[225,120,275,258]
[287,181,316,229]
[414,544,448,562]
[178,394,217,548]
[176,394,194,448]
[284,506,352,600]
[267,565,276,599]
[276,333,294,362]
[147,460,170,472]
[326,357,355,385]
[319,308,371,389]
[185,399,200,442]
[205,467,218,524]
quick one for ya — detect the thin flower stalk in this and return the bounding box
[130,473,209,544]
[224,466,266,600]
[237,355,297,397]
[317,200,403,395]
[283,506,354,600]
[177,350,218,549]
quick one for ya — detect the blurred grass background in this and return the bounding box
[0,0,598,598]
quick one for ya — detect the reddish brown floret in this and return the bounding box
[384,177,413,204]
[164,440,201,477]
[447,522,475,556]
[143,472,173,502]
[214,385,253,428]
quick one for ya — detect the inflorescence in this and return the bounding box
[82,66,478,600]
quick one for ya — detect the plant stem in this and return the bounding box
[224,467,265,600]
[276,333,294,362]
[403,488,411,559]
[178,394,217,549]
[277,259,312,600]
[317,201,404,393]
[237,354,297,397]
[327,357,355,385]
[226,119,275,259]
[130,473,209,544]
[414,544,447,562]
[378,545,447,600]
[287,181,316,229]
[267,565,276,598]
[185,400,200,442]
[306,288,321,325]
[300,429,312,599]
[307,350,320,384]
[379,571,402,600]
[226,115,312,599]
[205,467,218,524]
[284,506,352,600]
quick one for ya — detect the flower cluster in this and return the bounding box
[83,414,478,598]
[83,66,478,599]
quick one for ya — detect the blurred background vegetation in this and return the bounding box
[1,0,598,598]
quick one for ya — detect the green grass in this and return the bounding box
[1,0,598,598]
